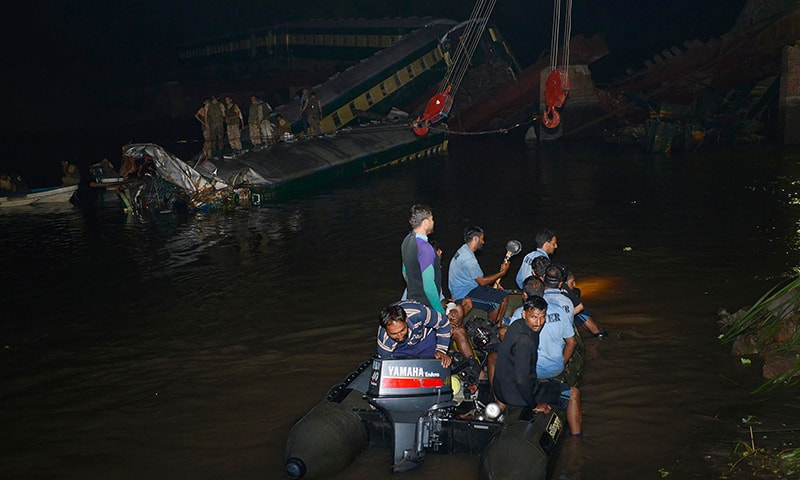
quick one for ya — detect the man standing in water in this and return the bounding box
[401,204,445,314]
[493,296,582,436]
[516,229,558,288]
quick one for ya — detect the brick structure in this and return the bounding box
[780,45,800,144]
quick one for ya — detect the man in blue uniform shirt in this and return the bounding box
[447,226,510,324]
[538,264,577,379]
[515,228,558,288]
[508,275,545,323]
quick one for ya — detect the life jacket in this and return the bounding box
[248,104,262,123]
[206,102,223,125]
[225,104,240,125]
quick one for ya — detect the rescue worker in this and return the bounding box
[61,160,81,186]
[275,113,291,139]
[0,174,16,194]
[306,91,323,135]
[260,100,275,145]
[195,98,212,159]
[248,95,264,146]
[206,96,225,155]
[224,96,244,151]
[377,300,452,368]
[298,88,310,134]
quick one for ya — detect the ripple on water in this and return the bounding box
[3,142,800,479]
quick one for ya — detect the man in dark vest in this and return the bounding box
[224,95,244,151]
[206,96,225,155]
[248,95,264,146]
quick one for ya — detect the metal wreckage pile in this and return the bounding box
[111,144,253,215]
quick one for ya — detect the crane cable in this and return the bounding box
[441,0,498,96]
[412,0,498,135]
[549,0,572,77]
[543,0,573,129]
[562,0,573,81]
[550,0,560,72]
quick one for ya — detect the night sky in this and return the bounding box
[8,0,744,133]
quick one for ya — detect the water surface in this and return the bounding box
[2,136,800,479]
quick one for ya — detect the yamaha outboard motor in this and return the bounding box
[365,357,454,472]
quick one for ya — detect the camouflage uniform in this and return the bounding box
[306,94,323,135]
[224,99,243,151]
[206,99,225,154]
[248,99,264,145]
[195,101,212,159]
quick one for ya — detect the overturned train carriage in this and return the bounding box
[197,123,449,203]
[101,122,448,213]
[269,18,519,135]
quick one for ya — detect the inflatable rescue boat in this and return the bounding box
[284,355,564,479]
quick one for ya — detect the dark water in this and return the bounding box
[2,135,800,480]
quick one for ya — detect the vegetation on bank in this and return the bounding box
[718,276,800,391]
[716,276,800,478]
[725,433,800,479]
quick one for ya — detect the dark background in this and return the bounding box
[8,0,745,132]
[1,0,746,187]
